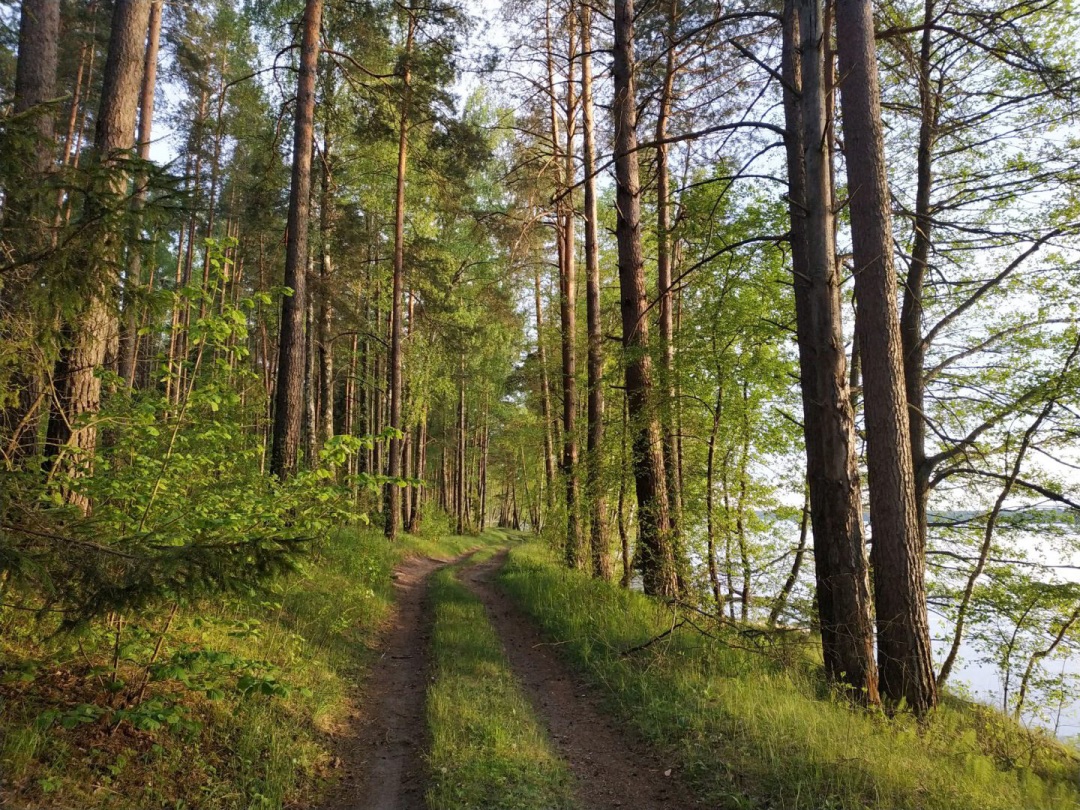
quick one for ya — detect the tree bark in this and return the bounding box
[479,399,489,530]
[1,0,61,462]
[579,1,610,580]
[534,267,557,512]
[270,0,323,479]
[318,70,336,450]
[317,242,334,448]
[559,2,582,567]
[305,285,318,465]
[900,0,936,555]
[456,354,467,535]
[171,90,208,401]
[836,0,937,715]
[408,408,427,532]
[45,0,152,511]
[655,0,681,544]
[612,0,677,597]
[705,383,724,612]
[736,383,751,621]
[784,0,879,702]
[385,9,415,540]
[618,394,631,588]
[119,0,163,388]
[6,0,60,245]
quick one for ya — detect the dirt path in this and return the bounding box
[459,552,703,810]
[318,552,470,810]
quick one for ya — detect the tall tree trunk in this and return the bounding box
[6,0,60,238]
[304,287,318,466]
[618,394,631,588]
[402,430,412,527]
[170,90,207,403]
[900,0,936,556]
[270,0,323,479]
[655,0,682,546]
[439,446,449,513]
[784,0,879,702]
[519,447,536,530]
[705,383,723,612]
[836,0,936,715]
[372,278,384,480]
[580,1,609,580]
[534,268,557,512]
[479,399,489,531]
[612,0,677,597]
[198,53,229,323]
[722,454,736,619]
[1,0,61,463]
[119,0,163,388]
[57,6,94,173]
[45,0,152,512]
[408,408,427,532]
[455,354,467,535]
[318,101,335,448]
[344,332,357,439]
[540,0,561,517]
[53,4,98,231]
[736,383,751,621]
[560,2,582,567]
[385,9,415,539]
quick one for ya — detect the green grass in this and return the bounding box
[0,520,498,809]
[425,561,577,810]
[497,542,1080,810]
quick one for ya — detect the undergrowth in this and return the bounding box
[498,542,1080,810]
[0,518,482,809]
[425,560,576,810]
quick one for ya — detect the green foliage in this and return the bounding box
[0,241,382,625]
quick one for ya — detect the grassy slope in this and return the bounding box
[0,522,490,810]
[425,553,576,809]
[498,542,1080,810]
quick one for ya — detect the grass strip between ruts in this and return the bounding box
[425,557,577,810]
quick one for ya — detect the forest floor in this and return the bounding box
[5,531,1077,809]
[459,552,702,809]
[318,545,699,810]
[317,550,476,810]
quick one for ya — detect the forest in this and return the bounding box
[1,0,1080,807]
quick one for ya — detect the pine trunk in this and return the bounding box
[836,0,937,715]
[1,0,61,462]
[612,0,677,597]
[655,0,681,544]
[45,0,152,511]
[559,2,582,567]
[784,0,879,702]
[270,0,323,479]
[580,2,610,580]
[385,11,415,540]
